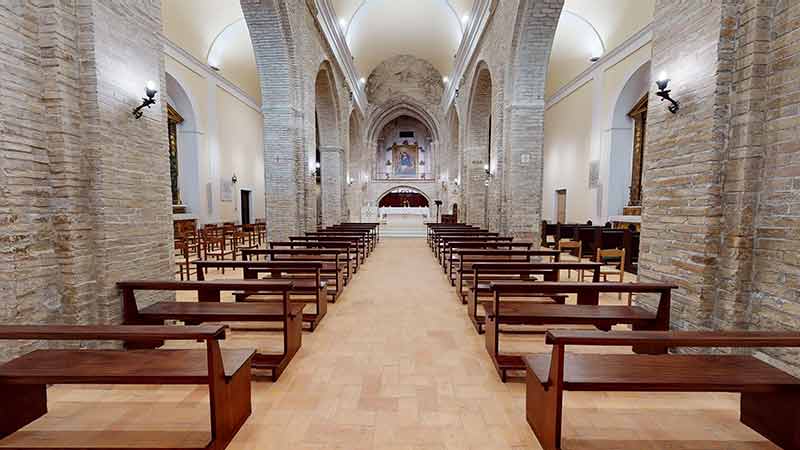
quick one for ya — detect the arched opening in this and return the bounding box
[378,191,429,208]
[347,109,364,221]
[444,106,460,221]
[606,61,651,219]
[165,72,201,222]
[375,115,433,180]
[466,64,493,227]
[314,62,342,226]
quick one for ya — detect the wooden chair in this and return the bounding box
[202,227,235,274]
[597,248,628,302]
[524,330,800,450]
[0,324,253,450]
[557,239,583,280]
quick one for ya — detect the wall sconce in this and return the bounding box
[231,173,238,184]
[347,176,353,186]
[132,81,158,119]
[454,177,460,186]
[655,73,679,114]
[484,164,491,176]
[385,160,391,167]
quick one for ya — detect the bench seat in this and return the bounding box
[0,348,254,385]
[481,301,655,327]
[525,353,800,392]
[140,301,305,323]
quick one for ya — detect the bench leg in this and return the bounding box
[467,291,483,334]
[210,360,252,450]
[741,391,800,449]
[0,384,47,439]
[484,313,504,382]
[525,368,563,450]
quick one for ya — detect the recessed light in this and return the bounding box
[461,14,469,24]
[339,18,347,28]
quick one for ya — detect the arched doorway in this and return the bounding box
[165,72,201,221]
[377,186,432,236]
[606,61,651,219]
[314,61,342,227]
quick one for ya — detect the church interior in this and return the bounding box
[1,0,800,448]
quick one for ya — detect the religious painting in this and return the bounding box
[392,143,418,177]
[588,160,600,188]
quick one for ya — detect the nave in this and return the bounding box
[0,238,776,450]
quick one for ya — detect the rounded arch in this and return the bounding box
[605,60,651,218]
[466,62,493,165]
[315,60,342,149]
[165,72,202,222]
[366,97,441,145]
[376,185,432,207]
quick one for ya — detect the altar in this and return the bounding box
[379,207,430,219]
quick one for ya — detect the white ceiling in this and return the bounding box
[332,0,475,78]
[162,0,261,101]
[547,0,655,96]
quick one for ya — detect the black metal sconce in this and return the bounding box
[132,81,158,119]
[231,173,238,184]
[655,75,679,114]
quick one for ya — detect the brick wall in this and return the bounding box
[0,0,172,361]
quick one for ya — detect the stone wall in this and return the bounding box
[640,0,800,373]
[0,0,173,361]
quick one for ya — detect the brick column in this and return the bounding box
[320,146,344,226]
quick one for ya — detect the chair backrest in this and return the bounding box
[558,239,582,258]
[597,248,625,271]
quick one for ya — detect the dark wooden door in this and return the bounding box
[241,190,251,225]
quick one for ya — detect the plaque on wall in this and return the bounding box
[588,160,600,188]
[220,180,233,202]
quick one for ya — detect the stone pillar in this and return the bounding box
[320,146,344,226]
[1,0,172,360]
[505,104,544,240]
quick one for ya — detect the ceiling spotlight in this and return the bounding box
[462,14,469,24]
[339,18,347,28]
[443,76,449,83]
[359,77,366,84]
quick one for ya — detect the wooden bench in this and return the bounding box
[438,236,516,270]
[305,231,373,256]
[466,262,602,333]
[426,225,484,248]
[118,280,301,381]
[270,241,359,275]
[0,324,252,450]
[194,260,328,331]
[432,231,497,256]
[289,235,367,267]
[453,249,561,297]
[525,330,800,450]
[324,223,380,245]
[484,282,675,381]
[242,248,347,300]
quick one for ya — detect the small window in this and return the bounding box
[399,131,415,138]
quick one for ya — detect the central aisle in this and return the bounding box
[238,237,535,449]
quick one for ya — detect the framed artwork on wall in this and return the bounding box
[220,180,233,202]
[588,161,600,188]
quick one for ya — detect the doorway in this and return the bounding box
[241,190,252,225]
[556,189,567,223]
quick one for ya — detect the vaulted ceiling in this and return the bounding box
[331,0,475,78]
[160,0,654,106]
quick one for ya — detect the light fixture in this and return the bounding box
[443,76,449,83]
[132,80,158,119]
[454,177,460,186]
[655,72,679,114]
[347,176,353,185]
[386,160,391,166]
[231,173,238,184]
[339,18,347,28]
[359,77,366,85]
[462,14,469,24]
[484,163,490,175]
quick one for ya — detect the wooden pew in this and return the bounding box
[426,224,481,248]
[484,282,675,381]
[319,224,378,248]
[453,249,561,296]
[290,235,367,267]
[0,324,252,450]
[242,248,347,301]
[432,231,497,258]
[117,280,301,381]
[306,231,373,256]
[440,238,520,276]
[194,260,328,331]
[325,222,380,244]
[525,330,800,450]
[270,241,358,275]
[467,262,602,333]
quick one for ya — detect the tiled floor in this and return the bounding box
[0,238,778,449]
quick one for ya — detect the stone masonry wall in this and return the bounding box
[0,0,173,361]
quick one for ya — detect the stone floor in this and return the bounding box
[0,238,778,449]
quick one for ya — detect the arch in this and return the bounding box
[376,185,432,206]
[241,0,302,240]
[165,72,202,222]
[463,62,493,226]
[366,96,442,145]
[314,60,342,149]
[466,62,493,166]
[605,60,651,218]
